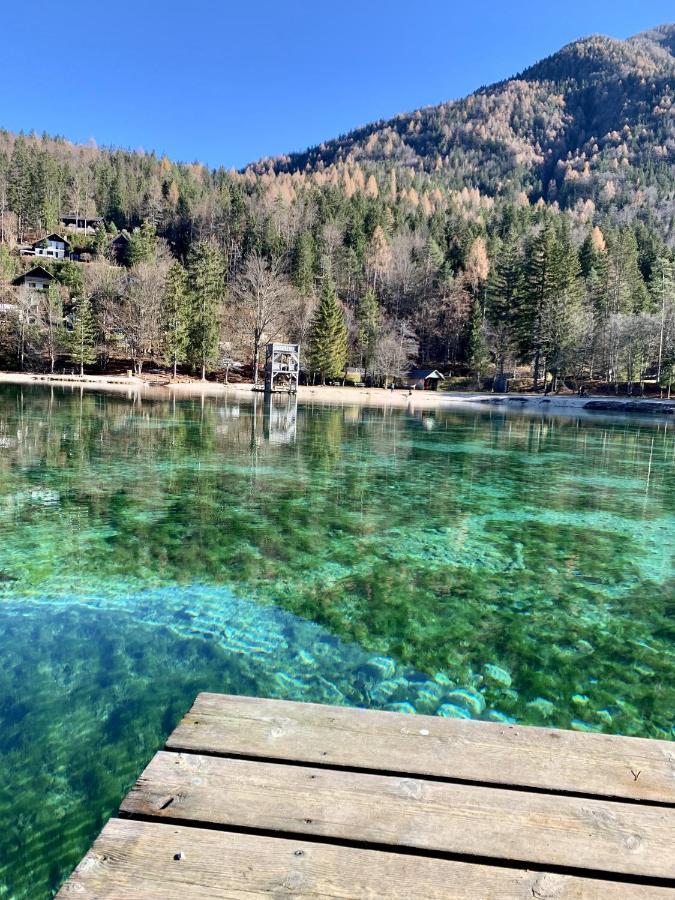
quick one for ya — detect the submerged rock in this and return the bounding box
[484,710,516,724]
[444,688,486,716]
[385,702,416,715]
[362,656,396,679]
[526,697,555,718]
[483,664,512,687]
[570,719,600,733]
[437,703,472,719]
[368,679,402,705]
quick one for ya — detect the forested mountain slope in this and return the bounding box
[254,26,675,237]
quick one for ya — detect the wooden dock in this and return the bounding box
[58,693,675,898]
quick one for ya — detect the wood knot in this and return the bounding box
[398,778,423,800]
[625,834,641,851]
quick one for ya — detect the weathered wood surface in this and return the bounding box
[167,693,675,804]
[57,818,674,900]
[121,750,675,880]
[58,693,675,898]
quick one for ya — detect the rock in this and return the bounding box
[437,703,472,719]
[368,679,401,705]
[526,697,555,718]
[444,688,486,716]
[385,702,416,715]
[484,710,516,724]
[362,656,396,679]
[571,719,600,733]
[483,664,512,687]
[414,685,444,713]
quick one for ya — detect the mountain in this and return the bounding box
[250,25,675,235]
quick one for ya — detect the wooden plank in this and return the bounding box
[166,693,675,804]
[57,818,674,899]
[121,751,675,880]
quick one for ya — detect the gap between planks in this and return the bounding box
[166,693,675,804]
[120,750,675,881]
[56,818,675,900]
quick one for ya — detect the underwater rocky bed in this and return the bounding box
[0,384,673,898]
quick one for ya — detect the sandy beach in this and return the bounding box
[1,370,673,418]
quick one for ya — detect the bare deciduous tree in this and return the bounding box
[228,253,299,384]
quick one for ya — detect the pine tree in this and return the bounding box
[7,138,31,240]
[466,296,489,387]
[162,262,190,377]
[292,231,316,296]
[186,241,224,380]
[486,235,522,375]
[69,297,97,375]
[541,234,582,387]
[517,223,560,390]
[356,288,380,374]
[308,274,348,383]
[126,221,157,267]
[650,257,674,383]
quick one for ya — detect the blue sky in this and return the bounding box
[2,1,672,169]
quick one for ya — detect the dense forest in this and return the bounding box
[0,24,673,390]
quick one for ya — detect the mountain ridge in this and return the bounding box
[247,24,674,231]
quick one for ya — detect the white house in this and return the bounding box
[11,266,55,292]
[32,234,70,260]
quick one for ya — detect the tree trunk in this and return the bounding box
[532,350,540,391]
[253,339,260,385]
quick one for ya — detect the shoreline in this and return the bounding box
[1,371,673,419]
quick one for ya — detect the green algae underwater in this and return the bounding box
[0,383,673,897]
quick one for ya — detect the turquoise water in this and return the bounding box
[0,384,673,897]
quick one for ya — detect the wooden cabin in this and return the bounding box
[11,266,55,292]
[32,234,70,260]
[407,368,445,390]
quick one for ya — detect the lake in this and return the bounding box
[0,384,673,897]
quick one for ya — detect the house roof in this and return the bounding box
[61,214,103,222]
[12,266,55,285]
[32,233,70,248]
[408,369,444,380]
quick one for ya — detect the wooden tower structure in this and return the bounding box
[264,343,300,393]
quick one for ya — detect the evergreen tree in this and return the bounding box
[69,297,97,375]
[308,274,348,383]
[517,223,559,390]
[186,241,224,380]
[162,262,190,377]
[486,235,522,374]
[7,138,31,239]
[650,257,675,383]
[466,296,489,387]
[126,221,157,267]
[291,231,316,296]
[542,234,583,386]
[356,288,380,374]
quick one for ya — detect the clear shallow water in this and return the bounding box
[0,385,673,898]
